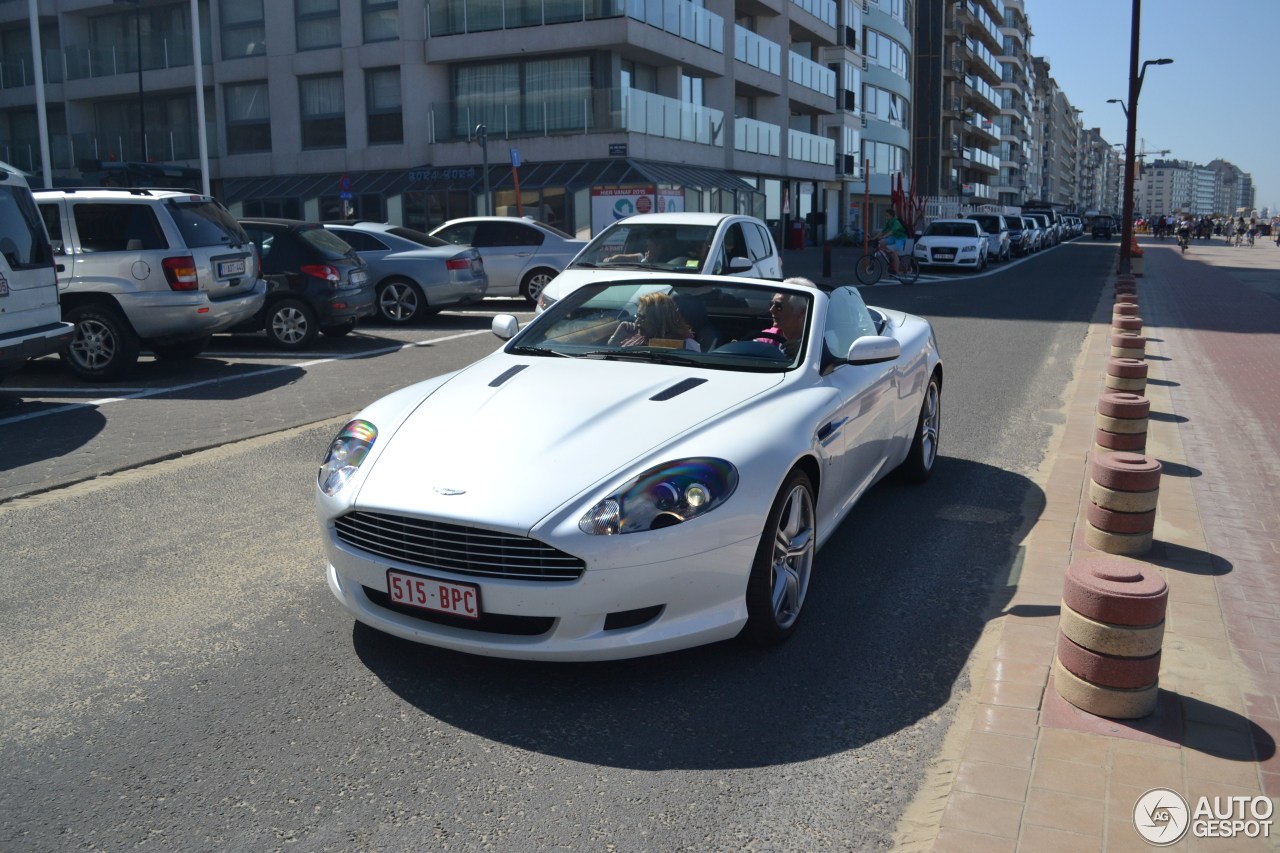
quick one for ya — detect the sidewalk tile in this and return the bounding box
[1030,756,1106,798]
[939,791,1023,838]
[978,680,1046,711]
[953,760,1030,802]
[1109,751,1183,789]
[1016,825,1100,852]
[962,731,1037,770]
[1104,819,1152,853]
[971,704,1040,739]
[987,660,1051,685]
[1035,728,1110,767]
[1022,787,1104,836]
[932,827,1017,853]
[1183,749,1265,788]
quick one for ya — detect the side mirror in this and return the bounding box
[491,314,519,340]
[846,335,900,365]
[727,256,752,272]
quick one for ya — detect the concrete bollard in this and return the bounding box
[1109,332,1146,359]
[1105,357,1148,395]
[1095,391,1150,454]
[1113,314,1143,333]
[1086,451,1161,555]
[1114,290,1138,304]
[1054,555,1167,718]
[1113,301,1139,317]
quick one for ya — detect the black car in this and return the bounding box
[237,218,376,349]
[1091,216,1116,241]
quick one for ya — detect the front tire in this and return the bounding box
[61,303,141,381]
[899,373,942,482]
[854,253,882,285]
[264,298,318,349]
[743,470,816,647]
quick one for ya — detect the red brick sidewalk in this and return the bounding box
[895,237,1280,851]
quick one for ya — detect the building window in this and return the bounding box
[364,0,399,42]
[454,56,591,137]
[225,81,271,153]
[243,198,303,219]
[863,28,907,79]
[366,67,403,145]
[297,0,341,50]
[221,0,265,59]
[300,75,346,149]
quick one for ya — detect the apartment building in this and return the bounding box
[0,0,925,240]
[911,0,1004,204]
[1076,126,1119,216]
[993,0,1032,208]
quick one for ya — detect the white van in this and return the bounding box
[0,163,74,381]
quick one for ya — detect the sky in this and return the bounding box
[1023,0,1279,214]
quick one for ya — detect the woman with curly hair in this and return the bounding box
[608,292,699,350]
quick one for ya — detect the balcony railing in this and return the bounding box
[787,128,834,165]
[734,116,780,156]
[427,0,723,51]
[789,0,837,28]
[62,34,211,81]
[429,87,725,146]
[734,25,781,75]
[788,52,836,98]
[0,50,67,89]
[71,123,220,164]
[1,136,76,172]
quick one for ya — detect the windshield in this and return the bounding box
[299,226,358,259]
[166,198,250,248]
[571,223,719,274]
[509,280,812,371]
[925,222,979,238]
[387,225,448,248]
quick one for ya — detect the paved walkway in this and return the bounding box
[881,236,1280,851]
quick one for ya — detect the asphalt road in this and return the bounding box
[0,241,1115,851]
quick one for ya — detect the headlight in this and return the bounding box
[579,458,738,535]
[960,245,977,253]
[318,419,377,496]
[537,292,557,313]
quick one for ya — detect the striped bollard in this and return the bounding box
[1095,392,1150,454]
[1110,332,1146,360]
[1054,556,1166,718]
[1113,312,1143,333]
[1087,452,1161,556]
[1105,357,1148,395]
[1113,300,1139,318]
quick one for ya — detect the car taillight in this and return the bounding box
[162,256,199,291]
[301,263,341,284]
[445,257,471,271]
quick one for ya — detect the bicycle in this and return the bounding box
[855,243,920,285]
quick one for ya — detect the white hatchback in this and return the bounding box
[913,219,989,271]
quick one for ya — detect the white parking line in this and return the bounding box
[0,329,490,427]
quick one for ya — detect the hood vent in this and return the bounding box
[489,364,529,387]
[650,377,707,401]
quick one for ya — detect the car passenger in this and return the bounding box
[608,292,699,349]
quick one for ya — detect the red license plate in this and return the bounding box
[386,570,481,619]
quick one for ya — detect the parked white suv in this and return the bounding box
[35,187,266,380]
[538,212,783,310]
[0,163,75,381]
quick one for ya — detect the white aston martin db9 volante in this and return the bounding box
[317,275,942,661]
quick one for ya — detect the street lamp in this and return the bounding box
[1118,1,1172,275]
[475,123,491,215]
[1106,98,1128,119]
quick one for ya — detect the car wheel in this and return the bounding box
[376,278,425,325]
[899,373,942,483]
[265,298,318,349]
[743,469,816,647]
[320,319,357,337]
[61,303,141,381]
[520,268,557,305]
[150,336,210,360]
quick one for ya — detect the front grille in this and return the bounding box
[335,510,584,581]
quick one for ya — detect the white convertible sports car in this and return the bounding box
[317,276,942,661]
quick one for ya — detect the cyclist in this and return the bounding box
[872,208,909,273]
[1177,216,1192,251]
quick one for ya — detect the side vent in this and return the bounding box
[489,364,529,387]
[649,377,708,401]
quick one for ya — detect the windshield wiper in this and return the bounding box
[581,349,698,366]
[505,345,569,358]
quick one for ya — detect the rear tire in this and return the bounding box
[61,303,141,382]
[264,298,318,350]
[520,269,557,305]
[376,278,425,325]
[743,470,816,647]
[897,256,921,285]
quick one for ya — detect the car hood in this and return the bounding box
[918,236,982,249]
[353,356,783,530]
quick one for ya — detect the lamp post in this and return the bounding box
[475,124,491,215]
[1118,1,1172,274]
[1106,98,1129,119]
